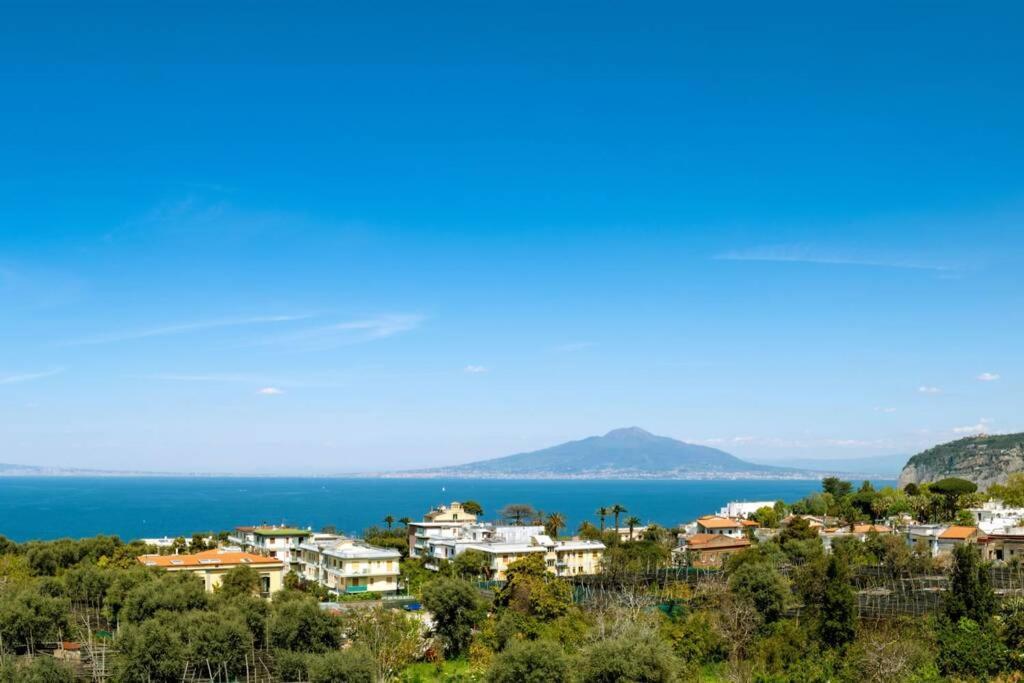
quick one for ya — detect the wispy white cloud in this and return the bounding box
[463,365,488,374]
[918,385,942,394]
[953,418,993,435]
[874,407,897,414]
[715,245,952,271]
[254,314,424,351]
[61,314,313,346]
[977,372,1000,382]
[0,367,66,385]
[257,387,284,395]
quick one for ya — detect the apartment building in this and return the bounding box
[137,549,285,596]
[228,525,312,572]
[458,534,605,580]
[297,536,401,595]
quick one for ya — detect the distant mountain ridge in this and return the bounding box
[408,427,815,479]
[899,433,1024,489]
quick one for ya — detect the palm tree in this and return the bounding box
[597,507,609,531]
[383,515,394,529]
[611,504,627,532]
[545,512,566,539]
[398,516,412,528]
[625,515,641,541]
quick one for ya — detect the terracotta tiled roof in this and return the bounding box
[697,516,743,529]
[685,534,751,550]
[138,549,282,569]
[939,525,978,540]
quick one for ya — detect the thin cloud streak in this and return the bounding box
[253,314,424,351]
[60,314,314,346]
[715,245,952,271]
[137,373,346,389]
[0,367,66,385]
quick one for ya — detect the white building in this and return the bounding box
[966,501,1024,534]
[228,525,312,572]
[297,536,401,595]
[718,501,776,519]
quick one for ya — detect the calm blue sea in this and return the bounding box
[0,477,896,542]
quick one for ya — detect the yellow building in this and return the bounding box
[423,501,478,523]
[137,549,285,597]
[298,537,401,595]
[462,535,605,580]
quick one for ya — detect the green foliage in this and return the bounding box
[113,619,188,683]
[486,639,572,683]
[307,646,376,683]
[987,473,1024,507]
[944,543,995,624]
[346,606,422,681]
[818,555,856,648]
[217,564,261,599]
[822,477,853,499]
[728,562,788,624]
[451,550,492,580]
[500,504,536,526]
[750,506,779,528]
[495,555,572,621]
[268,596,341,652]
[576,627,680,682]
[936,617,1006,679]
[778,516,818,545]
[0,654,77,682]
[661,610,728,667]
[119,572,207,623]
[421,577,485,657]
[461,500,484,516]
[0,586,70,654]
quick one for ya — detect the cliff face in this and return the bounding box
[898,433,1024,489]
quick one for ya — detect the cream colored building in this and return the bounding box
[424,501,478,523]
[137,549,285,597]
[298,537,401,595]
[461,534,605,580]
[228,525,312,572]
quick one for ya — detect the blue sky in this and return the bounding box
[1,2,1022,473]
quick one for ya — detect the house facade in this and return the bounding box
[297,536,401,595]
[228,525,312,572]
[137,549,285,597]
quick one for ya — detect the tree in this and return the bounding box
[988,473,1024,507]
[728,562,788,624]
[625,516,642,541]
[822,477,853,499]
[268,597,341,652]
[779,516,819,544]
[487,639,572,683]
[452,549,492,580]
[0,586,70,655]
[930,477,978,520]
[819,555,856,648]
[500,504,536,526]
[218,564,260,599]
[178,610,252,679]
[577,521,601,541]
[119,573,207,624]
[307,647,376,683]
[544,512,566,538]
[750,506,779,529]
[346,607,421,682]
[495,554,572,621]
[113,619,187,683]
[903,482,920,497]
[596,507,609,531]
[936,617,1007,680]
[421,577,485,657]
[577,628,680,682]
[610,504,627,531]
[383,515,394,529]
[398,517,412,528]
[461,500,484,516]
[945,542,995,624]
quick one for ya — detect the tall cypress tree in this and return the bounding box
[819,554,856,648]
[945,543,996,624]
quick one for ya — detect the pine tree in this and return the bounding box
[819,554,856,647]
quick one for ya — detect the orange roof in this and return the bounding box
[685,534,751,550]
[851,524,891,534]
[138,549,282,569]
[697,516,743,529]
[739,519,760,527]
[939,525,978,540]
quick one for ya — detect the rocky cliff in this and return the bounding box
[898,433,1024,489]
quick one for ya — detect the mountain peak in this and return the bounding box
[603,426,655,439]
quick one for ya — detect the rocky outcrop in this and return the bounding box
[898,434,1024,490]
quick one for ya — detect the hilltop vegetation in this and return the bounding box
[899,433,1024,489]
